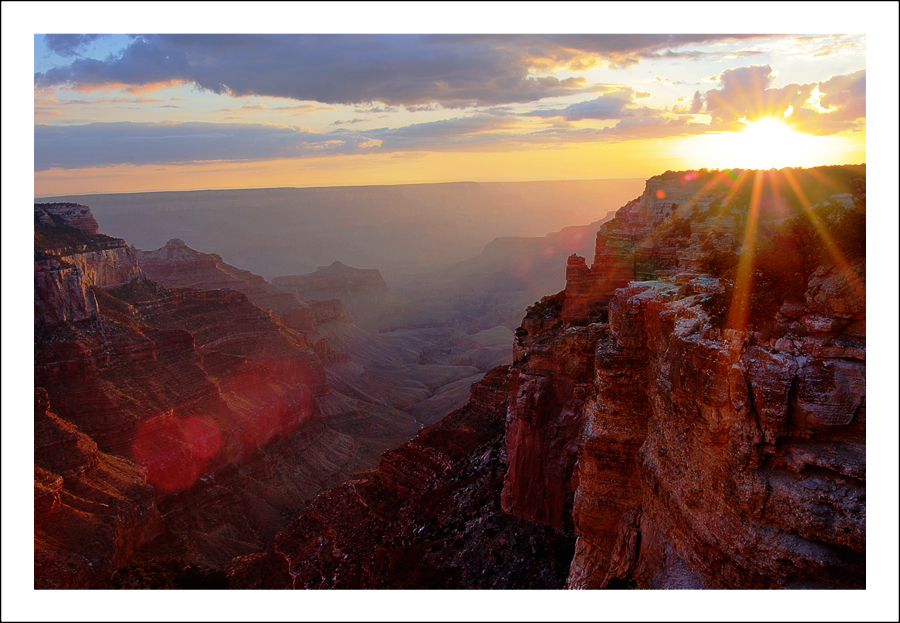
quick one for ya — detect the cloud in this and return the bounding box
[690,90,703,114]
[33,121,382,170]
[700,65,865,134]
[44,34,108,57]
[34,34,771,108]
[369,114,523,151]
[526,87,655,121]
[598,115,695,139]
[353,104,399,114]
[33,113,533,170]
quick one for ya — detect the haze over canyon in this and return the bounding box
[31,167,869,595]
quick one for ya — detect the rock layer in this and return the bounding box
[501,166,866,589]
[228,366,577,589]
[33,205,420,587]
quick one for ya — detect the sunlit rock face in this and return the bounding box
[500,166,866,589]
[35,203,143,330]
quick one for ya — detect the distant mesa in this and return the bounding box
[273,262,404,329]
[315,260,360,274]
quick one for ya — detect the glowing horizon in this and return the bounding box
[31,32,867,196]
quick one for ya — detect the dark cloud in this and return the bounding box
[370,115,522,151]
[33,121,382,170]
[35,34,772,108]
[44,34,108,57]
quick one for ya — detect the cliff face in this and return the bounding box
[34,256,99,328]
[228,366,576,589]
[34,388,162,589]
[502,166,866,589]
[34,206,419,587]
[35,203,143,330]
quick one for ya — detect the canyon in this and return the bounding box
[33,167,866,590]
[34,204,425,587]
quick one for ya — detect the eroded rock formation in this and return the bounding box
[228,366,576,589]
[136,238,351,333]
[503,166,866,589]
[35,166,866,590]
[33,206,419,587]
[243,166,865,590]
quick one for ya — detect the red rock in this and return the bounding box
[35,203,100,234]
[502,167,866,589]
[228,366,577,589]
[34,210,420,586]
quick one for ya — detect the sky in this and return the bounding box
[25,15,875,195]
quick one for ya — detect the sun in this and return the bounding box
[677,116,855,170]
[729,118,819,169]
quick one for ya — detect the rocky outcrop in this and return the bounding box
[35,202,100,234]
[136,238,353,362]
[35,203,143,330]
[34,255,99,328]
[33,209,420,587]
[59,243,143,289]
[228,366,576,589]
[136,238,350,326]
[34,388,161,588]
[501,166,866,589]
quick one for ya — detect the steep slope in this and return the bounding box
[136,238,500,426]
[242,166,866,590]
[502,166,866,589]
[33,205,419,587]
[34,388,160,589]
[228,366,576,589]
